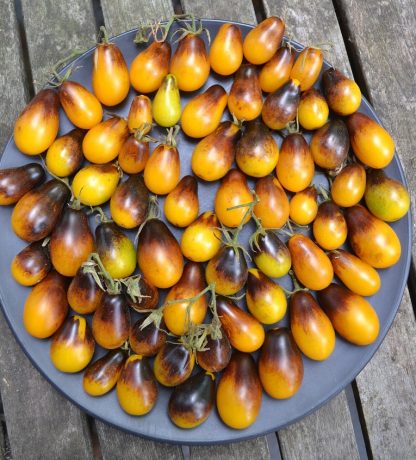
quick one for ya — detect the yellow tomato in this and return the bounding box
[290,47,323,91]
[298,89,329,130]
[331,163,366,207]
[164,176,199,227]
[144,143,180,195]
[289,187,318,225]
[127,95,152,132]
[46,129,84,177]
[210,23,243,75]
[152,74,181,128]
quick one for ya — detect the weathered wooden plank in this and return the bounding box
[181,0,256,23]
[190,437,271,460]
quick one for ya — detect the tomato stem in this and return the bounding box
[98,26,110,44]
[82,252,121,295]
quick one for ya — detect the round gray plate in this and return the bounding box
[0,19,411,444]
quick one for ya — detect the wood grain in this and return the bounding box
[190,437,271,460]
[181,0,256,23]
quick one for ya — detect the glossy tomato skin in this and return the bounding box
[14,89,59,155]
[46,129,85,177]
[92,42,130,106]
[168,371,215,429]
[290,47,323,91]
[130,41,171,93]
[11,242,51,286]
[290,291,335,361]
[12,180,70,242]
[192,121,240,181]
[117,355,158,415]
[252,231,291,278]
[83,349,127,396]
[144,143,180,195]
[0,163,45,206]
[228,64,263,121]
[236,122,279,178]
[138,219,184,289]
[216,296,265,353]
[322,68,361,116]
[164,175,199,228]
[276,133,314,192]
[67,268,104,315]
[289,186,318,226]
[181,85,228,138]
[170,34,210,91]
[196,331,232,373]
[288,234,334,290]
[59,81,103,129]
[164,262,207,336]
[206,246,248,296]
[127,95,152,133]
[92,293,130,349]
[126,277,159,312]
[180,211,222,262]
[312,201,347,250]
[110,174,149,229]
[216,352,262,429]
[259,328,303,399]
[347,112,395,168]
[50,315,95,373]
[118,135,150,174]
[318,284,380,345]
[152,74,181,127]
[345,205,401,268]
[243,16,285,65]
[331,163,366,207]
[23,271,69,339]
[254,175,289,229]
[298,89,329,130]
[154,342,195,387]
[259,45,295,93]
[129,317,167,357]
[210,23,243,75]
[328,249,381,297]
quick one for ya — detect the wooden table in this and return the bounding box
[0,0,415,459]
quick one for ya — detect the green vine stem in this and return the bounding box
[82,252,121,295]
[98,25,111,44]
[288,269,309,295]
[134,194,160,243]
[170,14,211,44]
[133,123,158,143]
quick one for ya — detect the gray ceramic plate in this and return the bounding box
[0,19,411,444]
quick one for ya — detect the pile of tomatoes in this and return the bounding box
[0,15,410,431]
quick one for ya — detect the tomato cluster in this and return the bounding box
[0,14,410,432]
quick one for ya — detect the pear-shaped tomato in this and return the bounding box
[0,163,45,205]
[259,45,295,93]
[313,201,347,250]
[191,121,240,181]
[152,74,181,127]
[288,234,333,290]
[127,95,152,132]
[130,41,171,93]
[164,262,207,336]
[210,23,243,75]
[46,129,84,177]
[50,315,95,373]
[164,175,199,227]
[216,296,265,352]
[110,174,149,229]
[246,268,287,324]
[181,85,227,138]
[262,79,301,130]
[206,246,248,296]
[169,371,215,429]
[236,122,279,177]
[92,34,130,106]
[92,293,130,349]
[83,349,126,396]
[214,169,253,228]
[67,268,104,315]
[50,207,94,277]
[117,355,158,415]
[318,284,379,345]
[323,68,362,116]
[252,231,291,278]
[129,317,167,357]
[59,81,103,129]
[254,175,289,229]
[276,133,315,192]
[217,352,262,429]
[259,328,303,399]
[196,331,232,373]
[331,163,366,207]
[345,205,401,268]
[118,133,150,175]
[290,291,335,361]
[72,163,120,206]
[328,249,381,297]
[14,89,59,155]
[95,221,136,279]
[138,218,184,288]
[126,277,159,312]
[181,211,222,262]
[170,34,210,91]
[364,169,410,222]
[228,64,263,121]
[347,112,395,168]
[11,242,51,286]
[243,16,285,64]
[290,47,323,91]
[298,89,329,130]
[289,186,318,225]
[154,342,195,387]
[12,180,70,242]
[23,271,69,339]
